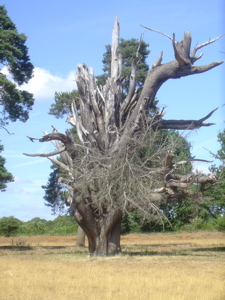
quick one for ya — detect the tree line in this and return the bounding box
[1,212,225,238]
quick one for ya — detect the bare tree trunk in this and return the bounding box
[76,226,85,247]
[91,213,122,256]
[73,202,122,256]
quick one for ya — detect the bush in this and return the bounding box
[0,216,22,237]
[215,215,225,231]
[17,216,78,236]
[121,213,142,234]
[49,215,78,235]
[178,216,225,232]
[18,218,48,236]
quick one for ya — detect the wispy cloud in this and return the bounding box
[11,158,47,168]
[2,153,25,159]
[13,176,32,184]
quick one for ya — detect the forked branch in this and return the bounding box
[155,107,218,130]
[24,132,72,157]
[191,34,225,58]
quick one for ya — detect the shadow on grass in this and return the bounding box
[122,246,225,257]
[0,245,88,255]
[0,245,33,251]
[122,250,188,256]
[44,250,88,255]
[193,247,225,252]
[0,245,71,251]
[132,243,191,247]
[41,246,68,250]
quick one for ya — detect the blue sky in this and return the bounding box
[1,0,224,221]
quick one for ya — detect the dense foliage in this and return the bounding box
[49,90,79,119]
[201,130,225,218]
[0,216,78,237]
[96,38,150,93]
[0,5,34,190]
[0,212,224,237]
[0,216,22,236]
[42,165,69,215]
[0,5,34,128]
[0,144,13,191]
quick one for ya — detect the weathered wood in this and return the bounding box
[111,16,122,79]
[23,148,66,157]
[24,17,223,256]
[155,108,218,130]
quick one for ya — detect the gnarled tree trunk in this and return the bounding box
[24,17,223,256]
[71,198,122,255]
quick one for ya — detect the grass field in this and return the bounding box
[0,231,224,300]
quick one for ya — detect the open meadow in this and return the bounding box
[0,231,224,300]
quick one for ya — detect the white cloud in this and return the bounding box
[1,66,77,100]
[21,67,77,100]
[192,164,210,175]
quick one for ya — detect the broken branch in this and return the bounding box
[140,25,172,41]
[23,147,66,157]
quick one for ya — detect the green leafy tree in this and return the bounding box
[204,129,225,216]
[0,5,34,190]
[0,5,34,128]
[96,38,150,93]
[0,144,13,191]
[217,129,225,161]
[42,165,69,215]
[0,216,22,237]
[168,129,225,230]
[49,90,79,119]
[18,217,48,235]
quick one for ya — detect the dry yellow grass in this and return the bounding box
[0,231,224,300]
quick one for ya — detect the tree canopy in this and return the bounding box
[0,216,22,237]
[0,5,34,190]
[42,165,69,216]
[0,5,34,129]
[0,144,13,191]
[96,38,150,92]
[203,129,225,217]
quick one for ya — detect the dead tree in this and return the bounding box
[24,17,223,256]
